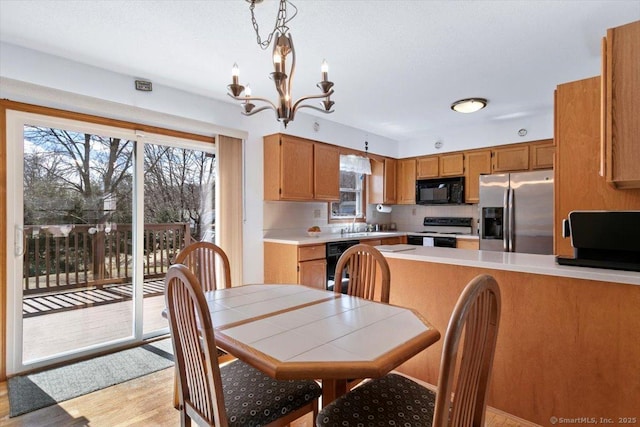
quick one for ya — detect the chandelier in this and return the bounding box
[227,0,335,127]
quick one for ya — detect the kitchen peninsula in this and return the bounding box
[377,245,639,426]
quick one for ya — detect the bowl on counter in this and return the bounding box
[307,231,321,237]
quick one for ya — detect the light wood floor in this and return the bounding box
[0,366,538,427]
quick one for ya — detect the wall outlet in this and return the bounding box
[412,208,417,216]
[313,209,321,218]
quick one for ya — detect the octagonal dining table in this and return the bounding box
[200,283,441,406]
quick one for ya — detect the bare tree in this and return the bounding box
[144,144,215,240]
[23,126,134,225]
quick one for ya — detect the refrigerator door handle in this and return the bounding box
[503,188,510,252]
[507,188,515,252]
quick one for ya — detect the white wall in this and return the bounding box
[397,112,554,158]
[1,42,552,282]
[0,42,400,284]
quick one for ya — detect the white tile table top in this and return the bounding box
[210,284,440,381]
[205,284,337,328]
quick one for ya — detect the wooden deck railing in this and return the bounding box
[22,223,191,295]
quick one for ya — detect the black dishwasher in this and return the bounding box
[326,240,359,292]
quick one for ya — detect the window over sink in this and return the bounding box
[329,170,365,222]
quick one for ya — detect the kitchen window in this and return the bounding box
[329,170,365,222]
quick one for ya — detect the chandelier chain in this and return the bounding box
[249,0,297,50]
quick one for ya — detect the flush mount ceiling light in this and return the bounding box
[227,0,335,128]
[451,98,488,113]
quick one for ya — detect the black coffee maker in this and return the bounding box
[556,211,640,271]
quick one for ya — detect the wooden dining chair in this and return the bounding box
[165,264,321,427]
[333,243,391,303]
[175,241,232,292]
[316,274,501,427]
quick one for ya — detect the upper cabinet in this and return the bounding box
[439,153,465,177]
[602,20,640,188]
[396,158,416,204]
[313,143,341,201]
[530,140,555,170]
[492,145,530,172]
[368,157,397,204]
[264,134,340,201]
[464,150,492,204]
[416,157,439,179]
[416,153,464,178]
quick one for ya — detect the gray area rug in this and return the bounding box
[8,338,174,417]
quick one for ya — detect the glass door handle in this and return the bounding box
[15,225,25,257]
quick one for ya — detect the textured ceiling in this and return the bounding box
[1,1,639,142]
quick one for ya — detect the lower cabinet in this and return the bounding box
[456,239,479,250]
[297,244,327,289]
[360,236,407,246]
[265,237,408,288]
[264,242,326,289]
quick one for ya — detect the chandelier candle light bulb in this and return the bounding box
[321,60,328,82]
[232,63,239,85]
[273,53,282,73]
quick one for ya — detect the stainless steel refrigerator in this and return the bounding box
[479,170,554,254]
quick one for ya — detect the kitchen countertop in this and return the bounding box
[263,231,408,245]
[263,230,478,245]
[263,232,638,285]
[406,232,479,240]
[378,245,640,286]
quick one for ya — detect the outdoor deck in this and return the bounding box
[22,282,168,362]
[18,222,188,362]
[22,279,165,318]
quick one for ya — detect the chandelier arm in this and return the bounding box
[241,105,275,116]
[287,34,296,102]
[291,89,335,112]
[294,104,335,115]
[227,93,278,111]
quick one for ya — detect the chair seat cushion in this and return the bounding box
[221,360,321,427]
[316,373,436,427]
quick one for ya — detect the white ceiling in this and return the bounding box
[1,1,638,142]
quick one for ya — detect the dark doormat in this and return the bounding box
[8,338,174,418]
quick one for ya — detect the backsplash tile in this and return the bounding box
[264,201,479,235]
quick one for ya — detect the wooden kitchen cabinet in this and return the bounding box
[264,134,340,201]
[298,258,326,289]
[554,76,640,256]
[381,236,405,245]
[264,242,327,288]
[464,149,492,203]
[492,145,530,172]
[439,153,465,176]
[396,158,416,204]
[416,153,464,178]
[456,239,479,250]
[530,140,555,170]
[313,143,340,200]
[416,156,439,178]
[360,236,406,246]
[368,157,397,204]
[602,20,640,188]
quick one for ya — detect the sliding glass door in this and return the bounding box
[6,110,216,374]
[140,137,216,335]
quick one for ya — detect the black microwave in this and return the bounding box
[416,177,465,205]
